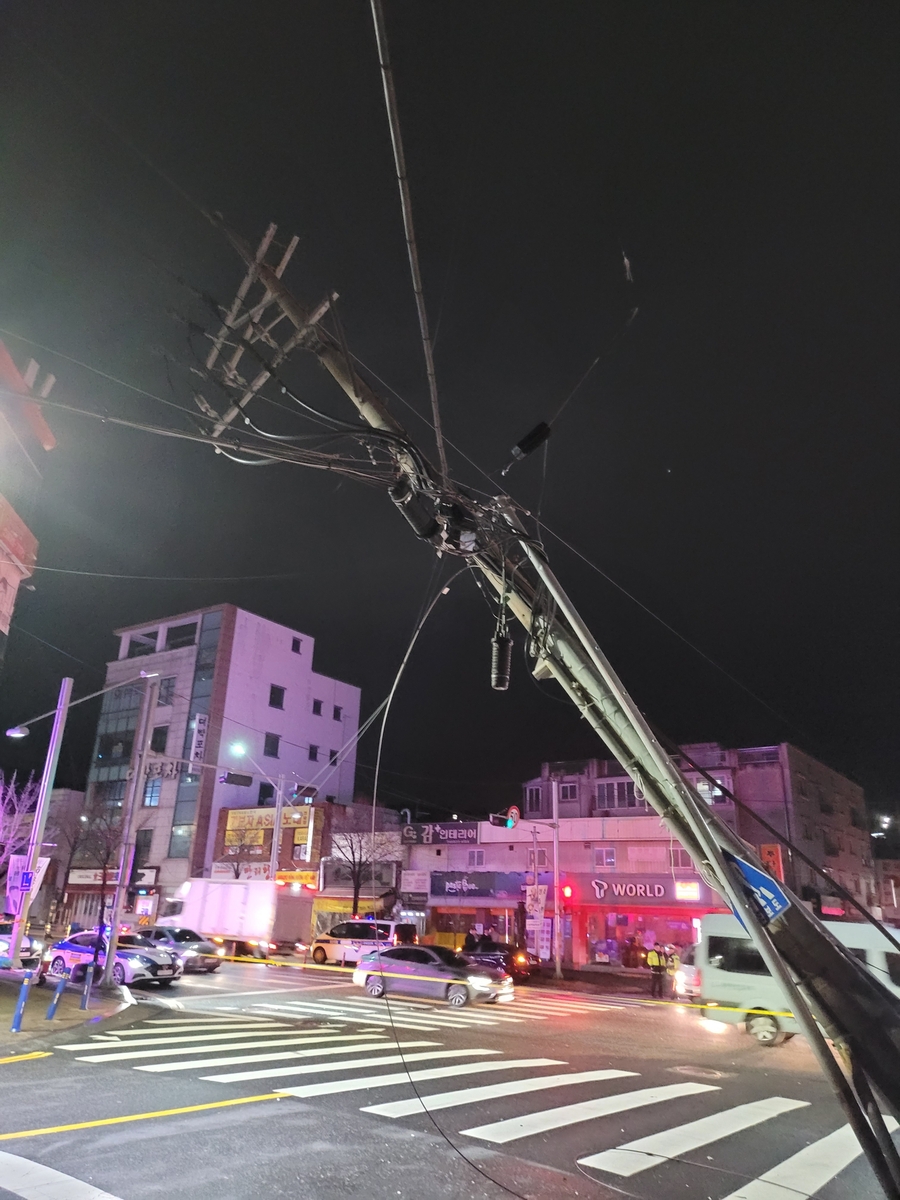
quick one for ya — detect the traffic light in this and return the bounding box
[562,885,573,900]
[488,806,521,829]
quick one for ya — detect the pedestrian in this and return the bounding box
[666,944,681,986]
[647,941,666,998]
[462,926,479,953]
[478,928,496,952]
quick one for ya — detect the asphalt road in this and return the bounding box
[0,960,890,1200]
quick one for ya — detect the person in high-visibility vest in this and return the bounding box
[647,942,666,998]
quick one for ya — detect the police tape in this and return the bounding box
[211,953,797,1017]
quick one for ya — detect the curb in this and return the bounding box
[0,986,161,1060]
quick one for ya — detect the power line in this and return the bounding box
[370,0,450,489]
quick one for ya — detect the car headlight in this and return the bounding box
[182,949,198,958]
[133,955,155,968]
[467,974,493,988]
[216,947,226,956]
[30,940,43,954]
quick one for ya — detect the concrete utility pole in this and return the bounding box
[268,774,287,881]
[102,674,159,987]
[8,677,73,969]
[203,221,900,1196]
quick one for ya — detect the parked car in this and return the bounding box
[140,926,225,972]
[462,941,535,983]
[352,943,514,1007]
[311,919,418,966]
[0,921,44,968]
[40,930,183,987]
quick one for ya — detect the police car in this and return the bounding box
[42,929,183,987]
[310,920,418,965]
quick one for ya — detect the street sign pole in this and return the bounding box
[551,779,562,979]
[8,677,73,969]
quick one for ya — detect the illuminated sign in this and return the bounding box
[674,880,701,901]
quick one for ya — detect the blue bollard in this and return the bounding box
[80,963,94,1010]
[45,970,70,1021]
[10,971,33,1034]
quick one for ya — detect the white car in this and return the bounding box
[0,921,43,968]
[310,920,419,965]
[43,931,183,987]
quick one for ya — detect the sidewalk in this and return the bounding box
[0,969,132,1058]
[532,962,656,997]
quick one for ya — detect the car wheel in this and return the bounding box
[49,956,67,978]
[447,984,470,1008]
[206,964,220,973]
[365,974,386,998]
[747,1012,785,1045]
[312,947,328,965]
[111,962,126,986]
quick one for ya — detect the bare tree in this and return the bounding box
[329,807,399,916]
[218,825,267,879]
[71,795,125,948]
[0,773,40,901]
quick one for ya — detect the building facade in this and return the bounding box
[82,604,361,917]
[523,742,876,918]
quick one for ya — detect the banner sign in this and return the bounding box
[67,867,156,886]
[5,855,50,914]
[525,884,547,916]
[225,807,311,831]
[431,871,527,899]
[400,870,430,894]
[401,822,478,845]
[188,712,209,772]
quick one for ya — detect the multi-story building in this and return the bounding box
[875,861,900,923]
[0,340,56,670]
[522,741,876,917]
[81,604,360,920]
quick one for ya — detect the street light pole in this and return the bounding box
[551,778,563,979]
[101,675,159,986]
[269,774,286,880]
[8,677,73,969]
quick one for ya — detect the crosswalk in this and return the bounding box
[55,1014,884,1198]
[241,986,621,1033]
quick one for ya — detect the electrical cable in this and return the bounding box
[362,567,529,1200]
[370,0,450,490]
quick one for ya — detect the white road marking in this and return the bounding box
[90,1021,278,1037]
[278,1057,564,1099]
[578,1096,810,1175]
[461,1082,719,1144]
[719,1118,899,1200]
[135,1039,432,1073]
[251,1002,440,1032]
[202,1047,500,1083]
[0,1150,123,1199]
[59,1026,293,1051]
[143,1015,278,1024]
[253,997,517,1029]
[75,1033,392,1063]
[363,1068,637,1118]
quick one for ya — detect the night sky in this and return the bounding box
[0,2,896,821]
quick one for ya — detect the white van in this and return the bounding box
[310,919,418,966]
[695,912,900,1045]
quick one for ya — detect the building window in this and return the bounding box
[308,744,319,762]
[292,842,309,862]
[333,705,343,721]
[312,699,323,716]
[670,846,693,870]
[263,733,280,758]
[269,684,285,709]
[467,849,485,868]
[126,630,158,658]
[258,782,275,806]
[150,725,169,754]
[157,677,176,706]
[168,824,192,859]
[325,795,336,804]
[329,749,338,766]
[559,783,578,801]
[596,781,640,810]
[820,797,835,815]
[528,848,548,868]
[98,780,127,808]
[526,786,541,813]
[696,778,726,805]
[165,622,198,651]
[96,732,134,763]
[594,847,616,870]
[143,778,162,807]
[134,828,153,870]
[291,637,302,654]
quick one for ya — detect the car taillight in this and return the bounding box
[515,954,528,964]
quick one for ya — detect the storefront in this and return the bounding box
[564,872,727,965]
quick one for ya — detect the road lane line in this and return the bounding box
[203,1047,499,1083]
[136,1039,434,1072]
[461,1082,719,1144]
[0,1052,53,1065]
[578,1097,810,1176]
[0,1093,283,1141]
[719,1118,899,1200]
[75,1033,390,1063]
[0,1149,124,1198]
[278,1057,563,1099]
[144,1015,277,1024]
[59,1026,294,1051]
[363,1068,636,1118]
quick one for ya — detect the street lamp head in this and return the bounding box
[230,742,247,757]
[5,725,29,739]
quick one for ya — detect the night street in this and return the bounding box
[0,963,882,1200]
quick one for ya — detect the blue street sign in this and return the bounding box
[724,851,791,924]
[19,870,34,892]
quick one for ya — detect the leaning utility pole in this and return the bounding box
[202,217,900,1196]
